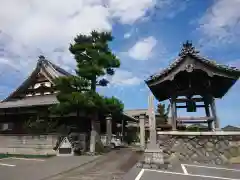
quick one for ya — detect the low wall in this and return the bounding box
[157,131,240,165]
[0,134,59,155]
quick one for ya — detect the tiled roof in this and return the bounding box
[0,94,58,109]
[2,56,71,102]
[145,41,240,83]
[222,125,240,131]
[145,54,240,82]
[122,112,138,122]
[39,58,71,77]
[124,109,149,117]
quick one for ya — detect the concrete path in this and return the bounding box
[0,155,100,180]
[44,148,142,180]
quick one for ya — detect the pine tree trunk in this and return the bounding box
[77,109,80,119]
[91,76,96,91]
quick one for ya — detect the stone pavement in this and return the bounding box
[44,148,142,180]
[0,155,100,180]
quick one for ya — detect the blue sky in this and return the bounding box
[0,0,240,127]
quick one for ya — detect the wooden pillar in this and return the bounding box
[174,99,178,128]
[170,96,177,130]
[204,98,212,131]
[206,105,212,131]
[106,114,112,147]
[139,113,145,150]
[210,97,220,130]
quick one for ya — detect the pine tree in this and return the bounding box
[28,31,123,136]
[52,30,123,119]
[102,96,124,114]
[156,103,170,126]
[69,30,120,91]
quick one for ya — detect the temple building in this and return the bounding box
[0,56,135,135]
[145,41,240,131]
[0,56,68,134]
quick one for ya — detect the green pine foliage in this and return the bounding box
[69,30,120,91]
[51,30,124,117]
[102,96,124,114]
[156,103,170,124]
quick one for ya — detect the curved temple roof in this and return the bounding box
[145,41,240,101]
[2,56,71,102]
[0,94,58,108]
[146,54,240,84]
[146,41,240,84]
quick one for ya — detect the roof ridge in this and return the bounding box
[192,54,240,71]
[37,56,71,76]
[2,56,71,102]
[146,53,240,82]
[46,59,71,76]
[145,56,183,81]
[146,41,240,83]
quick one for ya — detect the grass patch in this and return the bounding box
[0,153,55,159]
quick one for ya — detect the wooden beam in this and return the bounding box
[204,99,212,131]
[176,121,209,124]
[175,97,203,103]
[210,97,220,130]
[176,105,205,108]
[176,116,214,121]
[170,96,177,130]
[146,127,172,130]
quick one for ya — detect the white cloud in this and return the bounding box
[198,0,240,45]
[0,0,158,50]
[0,0,160,76]
[123,28,139,39]
[0,0,112,53]
[128,36,157,60]
[0,57,21,71]
[124,33,131,39]
[0,0,187,93]
[165,0,190,19]
[108,0,157,24]
[0,85,12,97]
[227,59,240,69]
[110,69,142,86]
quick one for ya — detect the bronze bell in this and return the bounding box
[186,98,196,112]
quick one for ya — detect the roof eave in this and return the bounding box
[2,58,71,102]
[145,54,240,87]
[2,65,40,102]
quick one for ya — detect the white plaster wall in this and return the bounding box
[0,134,58,155]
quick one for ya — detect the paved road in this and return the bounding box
[45,148,142,180]
[125,163,240,180]
[0,155,99,180]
